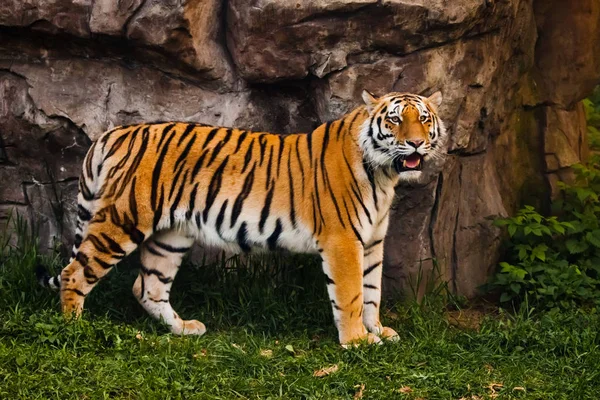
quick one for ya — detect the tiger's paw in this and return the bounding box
[341,332,382,349]
[172,320,207,336]
[379,326,400,342]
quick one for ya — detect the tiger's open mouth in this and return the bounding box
[394,153,423,172]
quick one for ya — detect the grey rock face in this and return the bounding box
[0,0,598,297]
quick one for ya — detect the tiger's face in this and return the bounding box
[359,90,447,181]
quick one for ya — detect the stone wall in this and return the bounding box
[1,0,598,298]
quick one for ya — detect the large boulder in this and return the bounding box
[0,0,598,297]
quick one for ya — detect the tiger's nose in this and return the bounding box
[406,139,424,148]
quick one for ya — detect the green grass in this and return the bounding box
[1,217,600,399]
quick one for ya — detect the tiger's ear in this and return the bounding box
[362,90,378,113]
[427,91,443,109]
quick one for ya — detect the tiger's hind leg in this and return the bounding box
[60,207,146,317]
[132,230,204,335]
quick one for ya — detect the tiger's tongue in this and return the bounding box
[404,154,421,169]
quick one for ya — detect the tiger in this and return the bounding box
[37,90,447,346]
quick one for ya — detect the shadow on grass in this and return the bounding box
[1,212,340,338]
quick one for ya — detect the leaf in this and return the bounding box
[566,239,589,254]
[353,383,365,399]
[500,292,512,302]
[586,230,600,248]
[398,386,413,393]
[508,224,517,237]
[284,344,295,354]
[313,364,339,377]
[510,283,521,294]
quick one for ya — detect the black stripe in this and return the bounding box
[190,149,209,181]
[324,170,346,228]
[265,144,274,189]
[157,123,177,150]
[364,301,378,307]
[365,240,383,250]
[151,127,177,209]
[234,131,248,153]
[93,256,112,269]
[237,222,251,253]
[362,160,378,210]
[140,263,173,284]
[287,148,296,227]
[206,129,232,167]
[100,233,125,255]
[231,164,255,228]
[173,134,197,173]
[363,284,378,290]
[168,160,187,201]
[87,234,109,254]
[177,124,196,146]
[324,274,335,285]
[74,234,82,249]
[342,198,363,245]
[203,156,230,223]
[201,127,220,150]
[63,288,87,297]
[77,204,92,221]
[115,127,148,199]
[241,138,255,174]
[306,131,313,161]
[79,179,94,201]
[342,147,371,225]
[84,266,99,284]
[216,200,228,233]
[145,243,165,257]
[153,240,190,254]
[331,300,341,311]
[363,262,381,277]
[320,122,331,176]
[153,190,165,230]
[169,171,188,225]
[129,177,139,225]
[294,135,305,194]
[104,133,128,160]
[259,185,275,234]
[350,293,360,304]
[259,135,268,165]
[267,219,282,251]
[186,184,199,220]
[276,136,285,177]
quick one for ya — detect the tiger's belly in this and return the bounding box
[180,213,319,256]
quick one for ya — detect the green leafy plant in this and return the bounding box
[492,156,600,309]
[492,89,600,309]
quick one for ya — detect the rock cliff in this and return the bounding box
[1,0,598,297]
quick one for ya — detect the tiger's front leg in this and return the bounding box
[362,238,399,341]
[320,237,381,347]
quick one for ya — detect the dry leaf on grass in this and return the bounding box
[353,384,365,399]
[259,349,273,358]
[512,386,526,392]
[398,386,412,393]
[313,364,339,377]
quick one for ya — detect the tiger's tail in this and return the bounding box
[36,264,61,290]
[36,130,108,291]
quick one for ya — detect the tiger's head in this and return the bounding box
[359,90,447,182]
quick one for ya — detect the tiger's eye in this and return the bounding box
[420,115,427,122]
[389,116,401,124]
